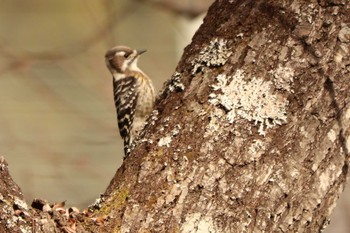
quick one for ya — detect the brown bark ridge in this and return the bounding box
[0,0,350,232]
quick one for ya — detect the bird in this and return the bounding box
[105,45,155,157]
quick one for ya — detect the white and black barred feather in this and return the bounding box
[113,76,138,155]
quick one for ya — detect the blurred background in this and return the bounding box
[0,1,348,232]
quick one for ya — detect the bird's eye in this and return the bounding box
[124,53,129,58]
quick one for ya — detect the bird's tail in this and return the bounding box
[123,136,131,159]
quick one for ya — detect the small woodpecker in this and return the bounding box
[105,45,155,157]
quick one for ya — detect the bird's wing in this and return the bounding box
[113,76,139,155]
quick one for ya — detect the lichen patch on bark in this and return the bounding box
[191,38,232,74]
[181,213,217,233]
[209,69,288,135]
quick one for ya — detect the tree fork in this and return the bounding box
[0,0,349,232]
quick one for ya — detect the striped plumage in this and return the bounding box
[105,46,155,157]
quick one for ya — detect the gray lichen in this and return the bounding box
[270,65,295,92]
[168,72,185,92]
[181,213,217,233]
[191,38,232,74]
[157,124,182,148]
[158,136,172,147]
[13,197,28,211]
[88,194,106,211]
[209,69,288,135]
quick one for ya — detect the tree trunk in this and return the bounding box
[0,0,349,232]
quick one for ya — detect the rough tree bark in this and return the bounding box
[0,0,349,232]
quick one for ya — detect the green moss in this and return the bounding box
[155,147,164,157]
[112,225,120,233]
[99,187,129,215]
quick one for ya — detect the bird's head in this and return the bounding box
[105,45,146,75]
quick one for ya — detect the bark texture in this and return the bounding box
[0,0,350,232]
[103,0,350,232]
[0,157,25,233]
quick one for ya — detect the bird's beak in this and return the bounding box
[137,49,147,55]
